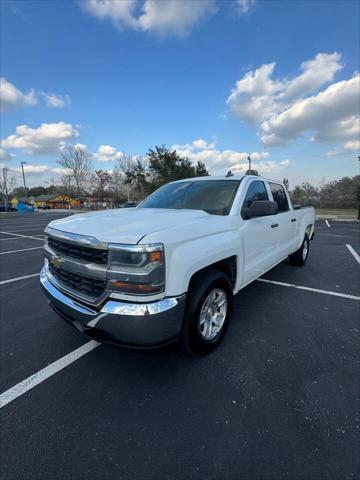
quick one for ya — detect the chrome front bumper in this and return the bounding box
[40,267,186,348]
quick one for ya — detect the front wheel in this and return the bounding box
[180,269,233,355]
[288,234,309,266]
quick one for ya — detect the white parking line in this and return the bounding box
[0,236,44,242]
[325,219,330,227]
[0,246,43,255]
[0,273,40,285]
[257,278,360,301]
[0,227,45,233]
[346,244,360,265]
[0,223,49,228]
[0,231,44,241]
[0,273,358,408]
[0,341,100,408]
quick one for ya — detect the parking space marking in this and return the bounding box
[0,223,49,227]
[0,341,100,408]
[325,219,330,227]
[346,244,360,265]
[0,231,44,241]
[0,273,40,285]
[0,246,43,255]
[0,236,44,242]
[257,278,360,301]
[0,227,46,232]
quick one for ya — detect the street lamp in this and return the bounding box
[21,161,27,202]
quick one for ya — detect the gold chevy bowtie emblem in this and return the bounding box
[50,256,63,268]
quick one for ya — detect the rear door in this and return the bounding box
[240,179,280,285]
[268,182,297,260]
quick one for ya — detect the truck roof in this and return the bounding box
[174,175,283,184]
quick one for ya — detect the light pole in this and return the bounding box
[358,156,360,220]
[247,156,252,172]
[21,161,27,202]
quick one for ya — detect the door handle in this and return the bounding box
[271,223,279,228]
[291,218,297,222]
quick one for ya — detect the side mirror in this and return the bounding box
[245,200,279,219]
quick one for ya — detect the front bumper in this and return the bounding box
[40,267,186,348]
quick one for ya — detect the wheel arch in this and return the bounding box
[188,256,237,291]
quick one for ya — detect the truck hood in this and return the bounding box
[48,208,210,244]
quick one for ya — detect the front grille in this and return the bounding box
[49,263,107,299]
[48,236,108,265]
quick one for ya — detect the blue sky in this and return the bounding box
[1,0,359,188]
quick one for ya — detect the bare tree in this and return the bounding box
[0,166,16,211]
[113,154,137,201]
[91,169,111,202]
[110,166,126,205]
[57,146,92,197]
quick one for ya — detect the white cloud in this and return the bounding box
[94,144,124,162]
[227,52,359,151]
[1,122,79,155]
[13,164,50,174]
[171,138,289,175]
[344,140,360,151]
[9,164,73,187]
[74,143,88,151]
[260,75,360,146]
[234,0,256,16]
[227,53,342,125]
[82,0,216,37]
[324,150,339,157]
[0,78,71,111]
[0,148,14,161]
[40,92,70,108]
[0,77,37,112]
[280,159,290,167]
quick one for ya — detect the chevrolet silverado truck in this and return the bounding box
[40,176,315,355]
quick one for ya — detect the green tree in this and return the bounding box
[195,161,209,177]
[146,145,209,189]
[125,157,150,198]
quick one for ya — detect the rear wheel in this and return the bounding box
[180,269,233,355]
[288,234,309,266]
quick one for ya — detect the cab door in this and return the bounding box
[268,182,297,261]
[240,179,279,285]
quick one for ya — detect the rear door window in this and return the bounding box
[269,183,289,212]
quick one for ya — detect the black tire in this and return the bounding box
[180,269,233,355]
[288,234,309,266]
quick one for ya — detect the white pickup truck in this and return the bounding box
[41,175,315,355]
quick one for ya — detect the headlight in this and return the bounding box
[107,243,165,295]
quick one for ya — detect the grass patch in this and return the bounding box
[315,208,358,216]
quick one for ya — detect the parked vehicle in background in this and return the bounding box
[0,205,17,212]
[120,201,138,208]
[40,175,315,355]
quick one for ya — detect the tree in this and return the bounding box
[283,178,289,190]
[195,161,209,177]
[57,146,91,196]
[113,154,149,201]
[146,145,209,189]
[0,166,16,210]
[124,157,151,199]
[92,170,111,202]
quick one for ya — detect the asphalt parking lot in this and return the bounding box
[0,212,359,480]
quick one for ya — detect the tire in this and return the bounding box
[288,234,309,266]
[180,269,233,355]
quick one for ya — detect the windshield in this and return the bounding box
[139,180,241,215]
